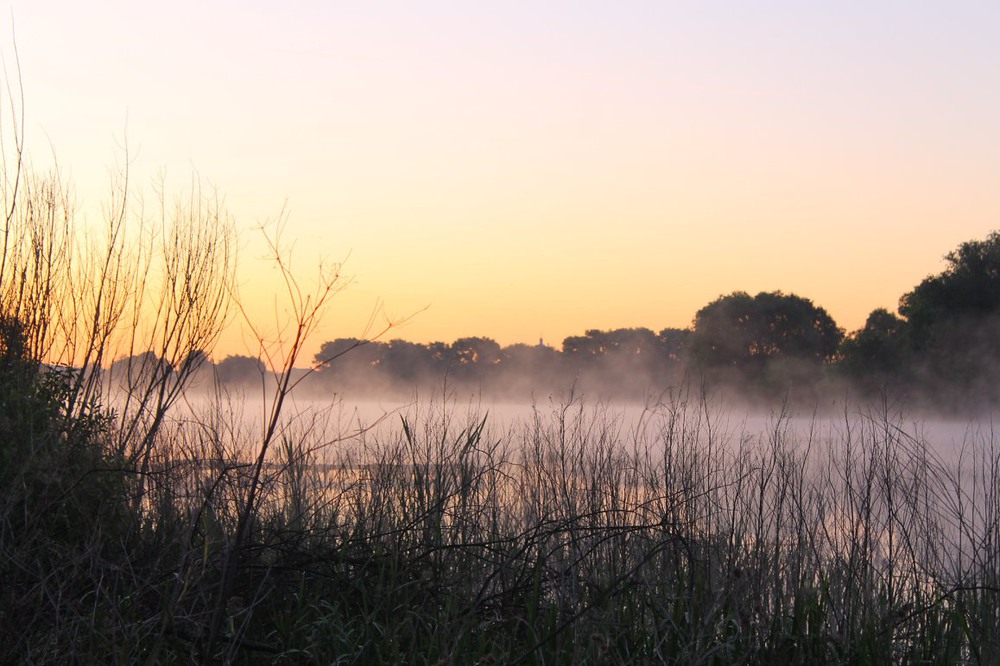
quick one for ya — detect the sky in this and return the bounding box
[4,1,1000,360]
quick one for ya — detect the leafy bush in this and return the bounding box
[0,315,130,659]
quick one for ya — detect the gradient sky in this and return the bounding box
[5,1,1000,360]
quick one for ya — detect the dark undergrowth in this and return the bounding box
[3,329,998,664]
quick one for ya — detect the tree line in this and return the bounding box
[194,230,1000,410]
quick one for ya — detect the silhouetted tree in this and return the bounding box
[180,349,210,374]
[899,231,1000,346]
[896,230,1000,401]
[426,342,451,365]
[450,337,501,366]
[108,351,173,385]
[313,338,386,390]
[691,291,842,396]
[502,341,560,365]
[381,339,434,381]
[315,338,384,369]
[560,328,678,394]
[603,328,660,356]
[498,342,563,395]
[214,354,266,384]
[562,330,609,360]
[658,328,691,362]
[448,337,501,382]
[692,291,842,367]
[838,308,907,384]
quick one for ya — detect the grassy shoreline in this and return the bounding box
[6,373,997,663]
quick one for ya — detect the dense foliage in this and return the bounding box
[0,316,129,657]
[691,291,842,367]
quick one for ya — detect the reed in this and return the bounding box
[14,377,998,663]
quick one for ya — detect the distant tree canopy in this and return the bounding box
[658,328,691,361]
[838,308,906,381]
[302,229,1000,410]
[310,327,692,398]
[890,231,1000,392]
[214,355,266,384]
[500,343,561,372]
[899,231,1000,348]
[691,291,843,370]
[450,337,502,367]
[108,351,173,384]
[562,328,660,360]
[381,339,435,380]
[562,327,687,364]
[313,336,508,391]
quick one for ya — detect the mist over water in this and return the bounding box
[164,375,997,572]
[175,370,991,474]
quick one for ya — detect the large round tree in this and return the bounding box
[692,291,843,370]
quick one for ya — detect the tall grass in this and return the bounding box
[10,382,988,664]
